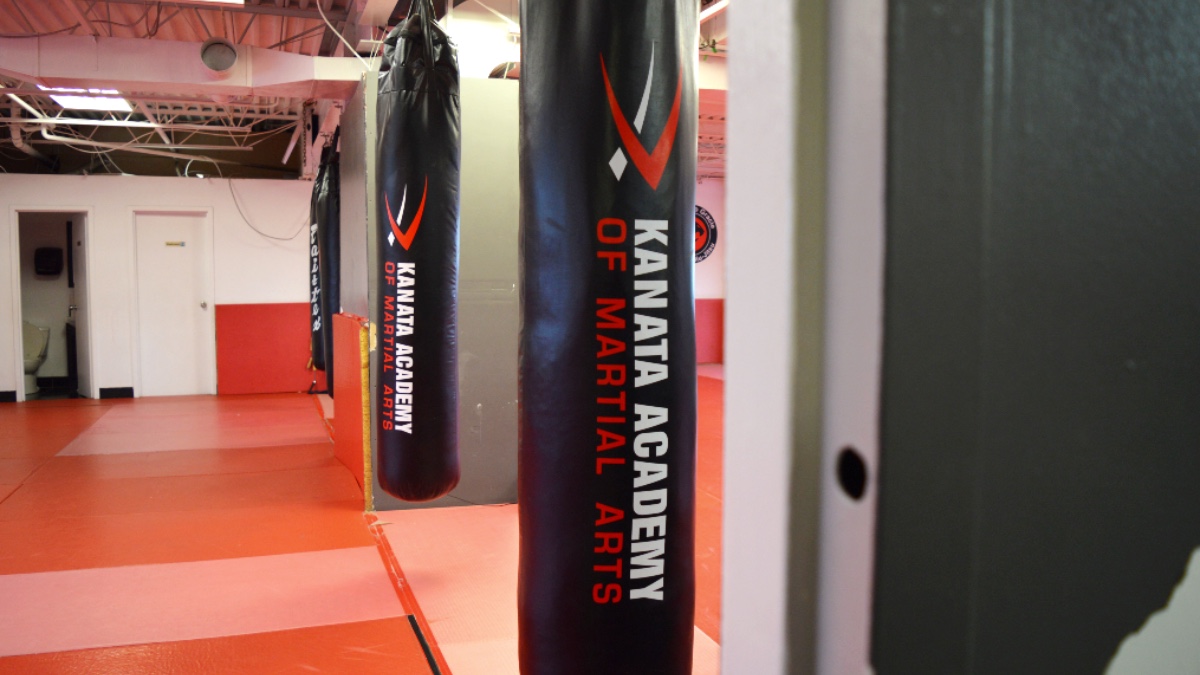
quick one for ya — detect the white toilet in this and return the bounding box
[22,321,50,398]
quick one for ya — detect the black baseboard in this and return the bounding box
[99,387,134,399]
[0,391,15,403]
[36,376,75,389]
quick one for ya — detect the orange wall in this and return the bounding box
[332,313,368,491]
[215,303,325,396]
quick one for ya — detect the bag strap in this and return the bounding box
[408,0,438,67]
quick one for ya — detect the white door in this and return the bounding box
[72,215,95,398]
[134,212,216,396]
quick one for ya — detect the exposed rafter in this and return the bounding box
[92,0,354,22]
[62,0,100,36]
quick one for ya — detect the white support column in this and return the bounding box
[722,0,818,671]
[816,0,887,673]
[724,0,886,672]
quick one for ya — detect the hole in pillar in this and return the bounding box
[837,447,868,501]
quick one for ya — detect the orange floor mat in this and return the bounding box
[1,378,724,670]
[0,406,112,459]
[26,443,338,483]
[55,394,329,456]
[0,617,433,675]
[0,501,372,574]
[0,458,46,484]
[0,465,360,521]
[695,375,724,642]
[0,547,406,657]
[378,504,722,674]
[0,394,436,673]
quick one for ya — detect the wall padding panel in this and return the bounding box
[215,303,324,395]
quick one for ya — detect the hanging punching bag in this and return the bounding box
[375,0,461,502]
[308,161,327,373]
[518,2,698,674]
[314,131,341,393]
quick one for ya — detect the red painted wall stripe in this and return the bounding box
[215,303,326,396]
[696,298,724,364]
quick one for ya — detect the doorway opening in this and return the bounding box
[14,211,92,401]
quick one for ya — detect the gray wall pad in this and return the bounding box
[874,2,1200,673]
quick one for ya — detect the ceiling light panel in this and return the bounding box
[37,85,132,112]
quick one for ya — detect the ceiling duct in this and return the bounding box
[0,35,364,101]
[200,38,239,73]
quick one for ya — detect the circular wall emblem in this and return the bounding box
[695,205,718,263]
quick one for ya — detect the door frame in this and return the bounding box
[8,206,96,403]
[128,207,217,398]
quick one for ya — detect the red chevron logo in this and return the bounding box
[385,177,428,251]
[601,53,683,191]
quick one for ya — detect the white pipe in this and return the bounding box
[700,0,730,23]
[6,93,45,119]
[38,128,243,162]
[0,116,255,133]
[281,116,304,164]
[8,123,54,165]
[135,101,175,147]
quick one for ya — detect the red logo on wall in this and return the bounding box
[601,48,683,191]
[695,205,718,263]
[385,177,428,250]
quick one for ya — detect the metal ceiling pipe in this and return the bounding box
[0,117,257,133]
[38,127,241,163]
[8,122,55,168]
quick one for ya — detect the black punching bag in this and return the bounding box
[314,132,341,393]
[518,2,698,674]
[375,0,461,502]
[308,161,327,373]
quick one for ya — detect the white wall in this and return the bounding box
[17,214,76,379]
[695,178,726,299]
[1,175,312,396]
[446,5,727,305]
[723,0,800,659]
[446,4,728,89]
[447,3,521,79]
[698,58,729,91]
[1108,547,1200,674]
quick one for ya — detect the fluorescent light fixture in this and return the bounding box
[37,85,132,112]
[356,38,384,53]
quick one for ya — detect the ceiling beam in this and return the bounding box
[357,0,399,27]
[134,100,175,144]
[0,116,256,134]
[61,1,101,36]
[318,1,356,56]
[95,0,353,22]
[9,2,47,34]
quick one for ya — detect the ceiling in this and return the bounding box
[0,0,727,179]
[0,1,358,56]
[697,0,727,181]
[0,0,405,178]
